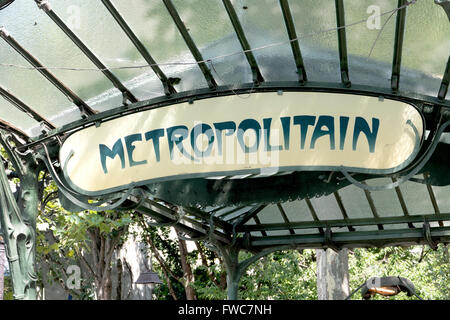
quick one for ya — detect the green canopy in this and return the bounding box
[0,0,449,251]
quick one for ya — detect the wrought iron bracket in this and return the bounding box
[37,144,137,212]
[423,220,438,250]
[177,209,217,242]
[324,227,340,252]
[35,0,51,11]
[342,119,450,191]
[251,67,264,86]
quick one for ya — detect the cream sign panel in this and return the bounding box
[59,92,424,195]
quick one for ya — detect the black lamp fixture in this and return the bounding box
[346,276,422,300]
[135,271,163,285]
[135,251,162,285]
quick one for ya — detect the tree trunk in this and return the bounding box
[90,233,116,300]
[176,230,197,300]
[116,257,123,300]
[0,237,4,300]
[98,266,112,300]
[316,248,350,300]
[96,239,114,300]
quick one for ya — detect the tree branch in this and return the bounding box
[196,242,221,287]
[138,218,181,282]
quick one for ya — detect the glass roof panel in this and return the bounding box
[257,204,283,224]
[397,180,435,215]
[172,0,252,85]
[365,178,404,217]
[111,0,208,92]
[365,178,411,229]
[354,225,380,232]
[382,223,411,230]
[231,0,298,81]
[0,98,39,135]
[343,0,397,89]
[49,0,166,101]
[266,230,292,236]
[309,194,343,220]
[222,206,254,221]
[289,0,341,82]
[294,229,321,235]
[281,200,315,222]
[0,41,82,135]
[400,0,450,97]
[0,1,124,117]
[430,185,450,227]
[215,206,240,216]
[432,185,450,212]
[339,185,374,219]
[338,184,380,232]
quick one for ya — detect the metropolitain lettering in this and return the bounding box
[99,115,379,174]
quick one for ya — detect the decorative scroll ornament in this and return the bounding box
[0,130,39,300]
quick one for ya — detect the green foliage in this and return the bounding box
[32,180,450,301]
[36,180,134,299]
[193,250,318,300]
[2,275,13,300]
[188,246,449,300]
[238,250,317,300]
[136,225,186,300]
[38,182,132,255]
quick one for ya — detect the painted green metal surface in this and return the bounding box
[391,0,407,92]
[0,0,449,300]
[0,130,39,299]
[335,0,351,87]
[20,80,449,152]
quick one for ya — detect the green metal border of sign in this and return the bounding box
[55,88,426,196]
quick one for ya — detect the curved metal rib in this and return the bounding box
[39,144,136,211]
[438,55,450,100]
[342,119,450,191]
[335,0,351,87]
[222,0,264,84]
[0,27,96,117]
[100,0,177,96]
[0,85,55,129]
[391,0,408,92]
[35,1,138,104]
[162,0,217,89]
[0,119,29,142]
[279,0,307,83]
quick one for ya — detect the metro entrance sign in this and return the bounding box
[59,92,424,195]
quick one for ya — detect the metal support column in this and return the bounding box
[211,240,294,300]
[0,130,40,299]
[222,245,240,300]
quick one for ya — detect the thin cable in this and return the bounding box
[345,282,366,300]
[398,276,423,300]
[208,59,255,99]
[0,1,415,73]
[367,5,398,58]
